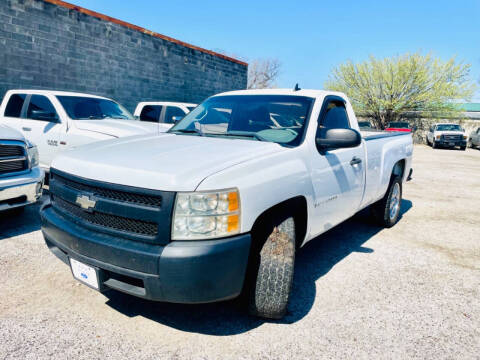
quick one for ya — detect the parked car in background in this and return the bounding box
[41,88,413,319]
[385,121,412,132]
[0,90,161,173]
[0,124,43,214]
[358,121,373,129]
[468,127,480,149]
[426,123,467,150]
[134,102,197,130]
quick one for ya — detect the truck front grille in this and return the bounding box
[0,143,28,175]
[53,196,159,236]
[49,169,175,245]
[54,173,162,207]
[442,134,462,141]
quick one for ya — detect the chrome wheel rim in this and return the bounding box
[389,183,401,221]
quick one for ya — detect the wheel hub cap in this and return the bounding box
[389,183,401,221]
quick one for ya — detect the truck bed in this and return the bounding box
[359,129,413,209]
[361,130,411,140]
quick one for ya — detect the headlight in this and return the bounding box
[463,135,467,140]
[436,135,441,140]
[172,188,240,240]
[27,144,39,168]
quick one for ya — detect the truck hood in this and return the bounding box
[52,134,285,191]
[434,131,465,136]
[73,119,159,137]
[0,124,25,142]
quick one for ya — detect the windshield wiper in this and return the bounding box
[76,114,107,120]
[223,131,267,142]
[171,128,205,136]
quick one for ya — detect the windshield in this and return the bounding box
[186,106,196,112]
[388,122,409,128]
[436,124,462,131]
[169,95,314,146]
[57,96,133,120]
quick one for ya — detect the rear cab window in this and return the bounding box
[139,105,162,123]
[4,93,27,118]
[26,95,59,122]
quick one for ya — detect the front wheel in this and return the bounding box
[460,146,466,151]
[432,140,437,149]
[372,176,402,228]
[248,216,296,319]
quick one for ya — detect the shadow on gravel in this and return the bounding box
[0,194,47,240]
[105,199,412,336]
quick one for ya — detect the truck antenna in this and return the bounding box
[294,83,301,91]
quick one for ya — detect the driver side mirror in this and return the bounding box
[316,128,362,150]
[30,110,58,122]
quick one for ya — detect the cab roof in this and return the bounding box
[213,88,346,100]
[6,89,111,100]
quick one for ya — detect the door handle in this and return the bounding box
[22,127,32,132]
[350,156,362,166]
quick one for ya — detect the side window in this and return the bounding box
[4,94,26,118]
[27,95,58,122]
[164,106,186,124]
[318,100,350,138]
[140,105,162,123]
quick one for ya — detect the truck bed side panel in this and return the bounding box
[361,133,413,208]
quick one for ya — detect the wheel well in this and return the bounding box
[392,159,405,181]
[250,196,308,249]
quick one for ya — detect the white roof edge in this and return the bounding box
[5,89,111,100]
[212,88,346,99]
[137,101,198,107]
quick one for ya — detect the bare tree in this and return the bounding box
[248,58,281,89]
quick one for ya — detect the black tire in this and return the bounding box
[372,176,402,228]
[247,215,296,319]
[432,140,437,149]
[460,146,466,151]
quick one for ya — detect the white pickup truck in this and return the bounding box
[426,123,467,150]
[0,90,161,172]
[41,89,413,319]
[1,125,44,213]
[134,101,197,130]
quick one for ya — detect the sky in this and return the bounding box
[71,0,480,101]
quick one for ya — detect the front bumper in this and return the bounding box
[435,139,467,147]
[41,203,251,303]
[0,167,44,211]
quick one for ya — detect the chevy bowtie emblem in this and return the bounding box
[76,194,96,211]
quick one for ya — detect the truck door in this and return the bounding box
[22,95,63,170]
[309,96,365,235]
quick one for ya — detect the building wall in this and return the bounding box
[0,0,248,111]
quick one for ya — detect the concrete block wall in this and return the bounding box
[0,0,248,111]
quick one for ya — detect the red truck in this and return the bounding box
[385,122,412,133]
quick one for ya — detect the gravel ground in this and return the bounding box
[1,145,479,359]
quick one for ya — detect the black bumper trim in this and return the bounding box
[41,204,252,304]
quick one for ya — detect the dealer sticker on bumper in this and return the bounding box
[70,258,99,289]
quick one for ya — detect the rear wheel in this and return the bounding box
[372,176,402,228]
[247,215,296,319]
